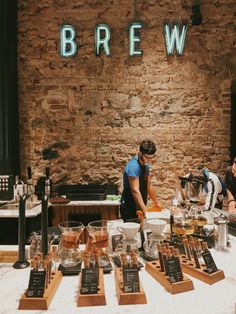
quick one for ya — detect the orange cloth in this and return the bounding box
[146,205,163,212]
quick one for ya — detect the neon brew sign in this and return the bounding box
[60,22,187,58]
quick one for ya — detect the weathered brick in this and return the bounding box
[18,0,235,206]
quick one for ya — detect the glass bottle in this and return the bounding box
[15,175,24,202]
[44,167,51,197]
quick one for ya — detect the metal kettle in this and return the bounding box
[213,214,229,251]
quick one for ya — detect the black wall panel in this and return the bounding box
[0,0,20,174]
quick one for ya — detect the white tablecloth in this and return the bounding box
[0,237,235,314]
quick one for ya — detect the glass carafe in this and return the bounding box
[87,220,111,249]
[143,236,161,259]
[58,221,84,267]
[86,220,112,267]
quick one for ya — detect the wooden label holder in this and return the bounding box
[145,261,194,294]
[77,268,106,306]
[0,250,18,263]
[180,254,225,285]
[18,271,62,310]
[114,267,147,305]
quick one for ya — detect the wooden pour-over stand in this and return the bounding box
[77,267,106,306]
[114,249,147,305]
[18,195,63,310]
[18,271,62,310]
[180,237,225,285]
[180,255,225,285]
[145,260,194,294]
[114,267,147,305]
[0,250,18,263]
[77,246,107,307]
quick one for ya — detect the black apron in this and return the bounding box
[120,159,148,222]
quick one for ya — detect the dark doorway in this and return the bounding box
[231,80,236,161]
[0,0,19,175]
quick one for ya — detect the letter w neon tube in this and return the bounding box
[163,23,187,56]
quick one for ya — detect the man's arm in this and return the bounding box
[227,189,236,211]
[204,180,218,211]
[147,177,162,209]
[128,176,147,213]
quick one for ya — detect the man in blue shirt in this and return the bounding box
[120,139,162,221]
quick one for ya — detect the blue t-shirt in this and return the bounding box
[123,156,150,189]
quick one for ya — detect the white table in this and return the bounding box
[0,234,236,314]
[0,202,41,218]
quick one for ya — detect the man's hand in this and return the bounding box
[152,202,163,212]
[229,208,236,222]
[197,197,206,205]
[228,200,236,212]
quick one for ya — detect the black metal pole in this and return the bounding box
[41,194,49,257]
[13,194,30,269]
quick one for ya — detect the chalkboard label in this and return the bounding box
[27,270,46,298]
[165,258,183,283]
[202,250,218,274]
[81,268,99,294]
[112,234,123,251]
[123,267,140,293]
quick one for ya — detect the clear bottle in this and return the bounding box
[26,166,34,205]
[44,167,51,197]
[15,175,24,202]
[27,166,34,195]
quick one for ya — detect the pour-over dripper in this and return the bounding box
[117,222,140,241]
[146,219,167,236]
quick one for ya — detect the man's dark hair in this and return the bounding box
[139,139,156,155]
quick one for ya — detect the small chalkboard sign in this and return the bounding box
[58,262,82,276]
[165,258,183,283]
[80,268,99,294]
[112,234,123,251]
[123,267,140,293]
[202,250,218,274]
[27,270,46,298]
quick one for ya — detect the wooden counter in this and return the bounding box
[50,200,120,227]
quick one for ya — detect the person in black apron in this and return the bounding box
[225,156,236,212]
[120,139,162,222]
[179,168,225,211]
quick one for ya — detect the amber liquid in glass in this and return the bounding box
[93,231,108,248]
[62,233,79,248]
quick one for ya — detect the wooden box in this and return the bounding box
[0,250,18,263]
[114,267,147,305]
[18,271,62,310]
[145,261,194,294]
[77,268,106,306]
[180,254,225,285]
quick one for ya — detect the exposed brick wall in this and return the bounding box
[17,0,236,205]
